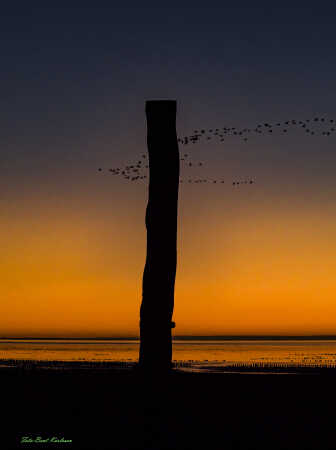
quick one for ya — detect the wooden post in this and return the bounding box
[139,100,179,371]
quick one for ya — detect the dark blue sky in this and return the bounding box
[2,4,336,160]
[2,3,336,211]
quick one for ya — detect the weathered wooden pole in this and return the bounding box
[139,100,179,371]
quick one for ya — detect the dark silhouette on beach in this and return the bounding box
[138,100,179,371]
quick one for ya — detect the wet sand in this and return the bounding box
[1,362,334,449]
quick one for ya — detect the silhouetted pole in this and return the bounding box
[139,100,179,371]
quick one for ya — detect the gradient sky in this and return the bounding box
[2,4,336,337]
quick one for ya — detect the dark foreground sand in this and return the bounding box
[1,362,335,450]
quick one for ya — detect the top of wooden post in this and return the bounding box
[146,100,177,115]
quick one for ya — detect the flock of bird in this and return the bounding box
[98,116,335,187]
[97,153,254,186]
[178,116,336,145]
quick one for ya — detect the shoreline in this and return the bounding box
[1,358,336,375]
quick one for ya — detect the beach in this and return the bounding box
[2,362,335,450]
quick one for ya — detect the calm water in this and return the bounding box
[1,339,336,368]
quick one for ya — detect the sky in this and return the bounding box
[2,3,336,337]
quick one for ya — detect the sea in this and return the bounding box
[1,338,336,371]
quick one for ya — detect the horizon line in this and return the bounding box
[2,334,336,341]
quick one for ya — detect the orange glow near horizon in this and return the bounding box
[2,178,336,338]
